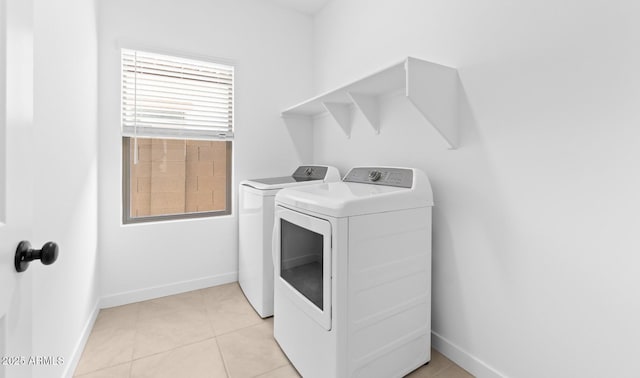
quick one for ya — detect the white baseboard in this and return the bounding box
[100,272,238,309]
[431,331,506,378]
[63,300,100,378]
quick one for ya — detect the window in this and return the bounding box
[121,49,233,223]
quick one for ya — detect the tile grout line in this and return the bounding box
[127,334,217,364]
[77,303,140,376]
[130,291,210,362]
[130,303,141,377]
[425,352,453,378]
[126,302,143,377]
[73,362,132,378]
[251,361,294,378]
[433,363,475,378]
[206,300,266,337]
[130,292,216,366]
[73,304,140,377]
[213,337,232,378]
[131,317,215,363]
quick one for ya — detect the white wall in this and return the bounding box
[32,0,99,376]
[312,0,640,377]
[97,0,314,305]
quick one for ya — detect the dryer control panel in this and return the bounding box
[344,167,413,188]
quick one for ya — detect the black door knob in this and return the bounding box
[14,241,59,273]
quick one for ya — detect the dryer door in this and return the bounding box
[274,206,332,330]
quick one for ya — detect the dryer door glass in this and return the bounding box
[280,219,324,310]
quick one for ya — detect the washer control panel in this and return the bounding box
[344,167,413,188]
[292,166,329,181]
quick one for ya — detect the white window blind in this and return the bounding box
[122,49,234,140]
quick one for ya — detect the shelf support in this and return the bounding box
[322,102,352,138]
[347,92,379,134]
[405,57,458,149]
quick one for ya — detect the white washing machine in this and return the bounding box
[272,167,433,378]
[238,165,340,318]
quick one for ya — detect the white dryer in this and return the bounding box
[239,165,340,318]
[273,167,433,378]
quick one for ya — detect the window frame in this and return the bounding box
[120,48,234,224]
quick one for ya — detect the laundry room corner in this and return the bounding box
[96,0,316,306]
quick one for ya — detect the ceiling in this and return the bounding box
[265,0,332,15]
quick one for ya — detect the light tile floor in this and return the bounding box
[74,283,473,378]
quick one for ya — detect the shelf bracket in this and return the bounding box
[405,57,458,149]
[347,92,379,134]
[322,102,352,138]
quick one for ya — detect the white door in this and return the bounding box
[1,0,36,376]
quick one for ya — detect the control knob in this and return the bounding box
[368,170,382,182]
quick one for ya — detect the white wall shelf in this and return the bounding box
[281,57,460,148]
